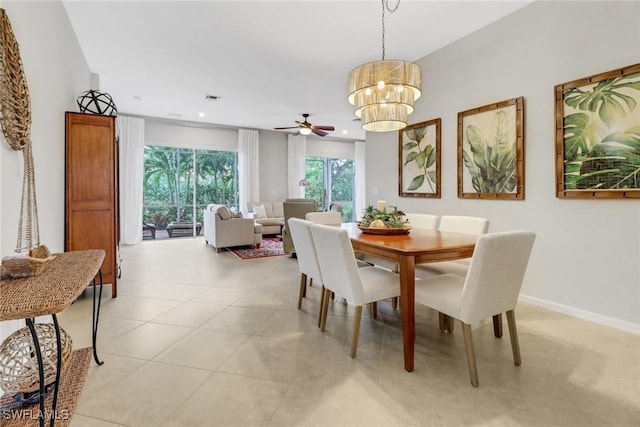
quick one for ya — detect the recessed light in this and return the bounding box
[198,112,205,118]
[342,130,348,135]
[133,95,142,100]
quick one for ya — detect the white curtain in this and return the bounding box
[117,116,145,244]
[287,134,306,198]
[238,129,260,215]
[354,140,366,221]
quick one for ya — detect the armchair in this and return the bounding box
[203,204,262,253]
[282,199,317,253]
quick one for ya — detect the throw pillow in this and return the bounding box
[216,206,232,220]
[253,204,267,219]
[233,212,243,218]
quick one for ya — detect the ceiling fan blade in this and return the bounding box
[311,125,335,131]
[274,126,299,130]
[312,129,328,137]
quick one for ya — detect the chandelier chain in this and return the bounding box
[381,0,400,60]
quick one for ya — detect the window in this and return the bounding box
[305,157,355,221]
[143,145,238,236]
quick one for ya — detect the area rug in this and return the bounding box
[229,237,287,259]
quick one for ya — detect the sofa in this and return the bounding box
[204,204,262,253]
[246,201,284,235]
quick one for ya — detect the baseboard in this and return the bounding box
[519,294,640,335]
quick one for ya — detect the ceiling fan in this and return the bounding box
[274,113,335,137]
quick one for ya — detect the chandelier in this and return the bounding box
[348,0,422,132]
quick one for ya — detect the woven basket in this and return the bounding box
[0,324,72,395]
[1,254,55,279]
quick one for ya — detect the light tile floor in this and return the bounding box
[59,237,640,426]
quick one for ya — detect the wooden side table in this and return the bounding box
[0,250,105,426]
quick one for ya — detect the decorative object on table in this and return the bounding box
[0,244,54,279]
[347,0,421,132]
[76,89,118,116]
[0,324,72,401]
[554,63,640,198]
[0,9,41,253]
[358,205,411,235]
[399,118,441,198]
[458,97,525,200]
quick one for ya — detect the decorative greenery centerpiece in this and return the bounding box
[360,205,408,229]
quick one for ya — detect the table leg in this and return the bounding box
[25,318,45,427]
[49,314,62,426]
[398,255,416,372]
[92,270,104,365]
[493,314,503,338]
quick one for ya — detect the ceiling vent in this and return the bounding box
[205,95,222,101]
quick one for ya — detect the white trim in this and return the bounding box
[519,294,640,335]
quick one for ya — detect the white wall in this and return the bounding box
[145,118,238,151]
[0,0,91,346]
[366,1,640,332]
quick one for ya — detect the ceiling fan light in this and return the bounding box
[299,127,312,135]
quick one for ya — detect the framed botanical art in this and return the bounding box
[458,97,525,199]
[398,118,441,198]
[555,63,640,198]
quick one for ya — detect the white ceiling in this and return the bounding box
[62,0,532,141]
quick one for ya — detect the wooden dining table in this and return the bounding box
[342,222,478,372]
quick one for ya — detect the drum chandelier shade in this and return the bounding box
[347,1,422,132]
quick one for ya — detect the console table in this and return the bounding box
[0,249,105,426]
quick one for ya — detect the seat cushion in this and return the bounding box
[414,274,465,319]
[255,218,283,227]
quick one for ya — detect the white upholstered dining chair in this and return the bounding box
[404,213,439,230]
[310,223,401,358]
[415,215,489,331]
[415,230,536,387]
[305,211,342,225]
[287,218,326,327]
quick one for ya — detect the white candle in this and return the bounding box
[377,200,386,212]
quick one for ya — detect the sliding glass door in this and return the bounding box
[143,145,238,237]
[305,156,355,221]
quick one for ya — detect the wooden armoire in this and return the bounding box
[65,112,119,297]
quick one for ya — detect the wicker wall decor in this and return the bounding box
[0,324,72,396]
[0,8,40,252]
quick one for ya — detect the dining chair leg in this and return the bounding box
[297,273,307,309]
[392,297,398,310]
[351,305,363,358]
[506,310,521,366]
[320,287,331,332]
[309,278,313,287]
[446,315,455,333]
[438,312,447,332]
[368,302,377,319]
[461,322,479,387]
[317,286,325,328]
[493,314,503,338]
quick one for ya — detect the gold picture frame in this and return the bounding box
[398,118,441,198]
[555,63,640,198]
[457,97,525,199]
